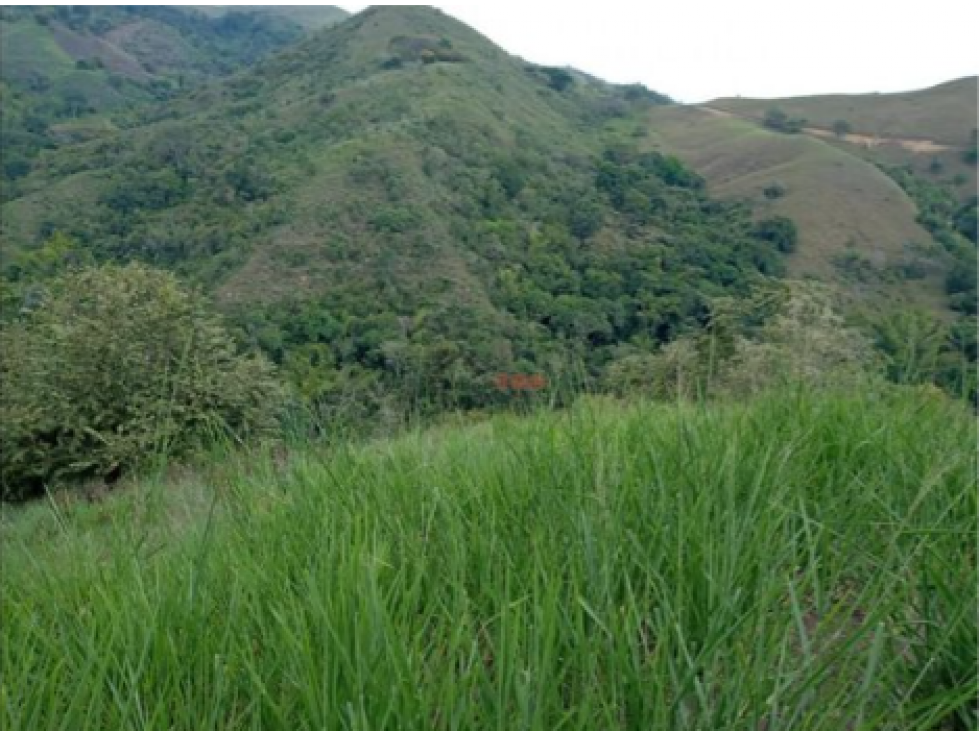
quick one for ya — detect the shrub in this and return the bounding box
[603,283,877,399]
[525,65,574,92]
[754,216,799,253]
[763,107,805,134]
[763,182,786,200]
[964,129,977,165]
[0,264,284,500]
[832,119,852,138]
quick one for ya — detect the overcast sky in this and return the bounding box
[340,0,978,102]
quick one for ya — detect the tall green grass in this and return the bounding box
[1,387,976,729]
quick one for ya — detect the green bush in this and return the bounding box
[754,215,799,253]
[603,283,877,399]
[832,119,852,138]
[763,107,806,134]
[0,264,284,500]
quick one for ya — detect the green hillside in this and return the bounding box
[192,5,350,30]
[3,388,975,729]
[1,6,785,413]
[0,5,347,192]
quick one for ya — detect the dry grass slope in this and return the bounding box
[709,78,979,200]
[643,105,950,313]
[709,77,977,146]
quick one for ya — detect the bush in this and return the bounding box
[525,65,574,92]
[832,119,852,138]
[754,216,799,253]
[763,182,786,200]
[603,283,877,399]
[964,129,977,165]
[0,264,284,500]
[763,107,805,134]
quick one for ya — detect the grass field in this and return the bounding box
[2,387,975,729]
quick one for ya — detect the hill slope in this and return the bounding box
[191,5,350,30]
[0,5,347,190]
[710,77,977,146]
[709,77,978,199]
[643,105,950,312]
[1,6,785,410]
[644,78,978,315]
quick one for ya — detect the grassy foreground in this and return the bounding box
[1,388,976,729]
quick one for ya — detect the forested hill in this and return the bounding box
[0,4,348,187]
[1,5,789,412]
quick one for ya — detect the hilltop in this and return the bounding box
[710,77,978,198]
[190,5,349,30]
[710,77,977,148]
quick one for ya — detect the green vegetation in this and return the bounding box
[527,64,575,92]
[763,181,787,199]
[643,104,949,315]
[0,264,281,501]
[965,128,978,165]
[763,107,806,134]
[0,5,346,195]
[2,387,975,729]
[1,7,780,419]
[754,215,799,253]
[190,5,349,30]
[868,308,977,402]
[0,8,976,730]
[603,283,875,400]
[882,164,978,314]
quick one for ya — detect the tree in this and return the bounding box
[964,129,978,165]
[832,119,852,138]
[539,66,573,92]
[60,88,91,118]
[0,264,284,500]
[764,107,805,134]
[763,182,787,200]
[754,216,799,253]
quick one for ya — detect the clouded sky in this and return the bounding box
[341,0,978,102]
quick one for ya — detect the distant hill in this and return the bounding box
[711,78,977,147]
[643,79,978,315]
[643,106,948,312]
[0,5,347,191]
[191,6,350,30]
[1,6,783,410]
[709,78,978,200]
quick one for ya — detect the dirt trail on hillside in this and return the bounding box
[699,106,959,153]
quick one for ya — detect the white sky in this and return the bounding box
[339,0,979,102]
